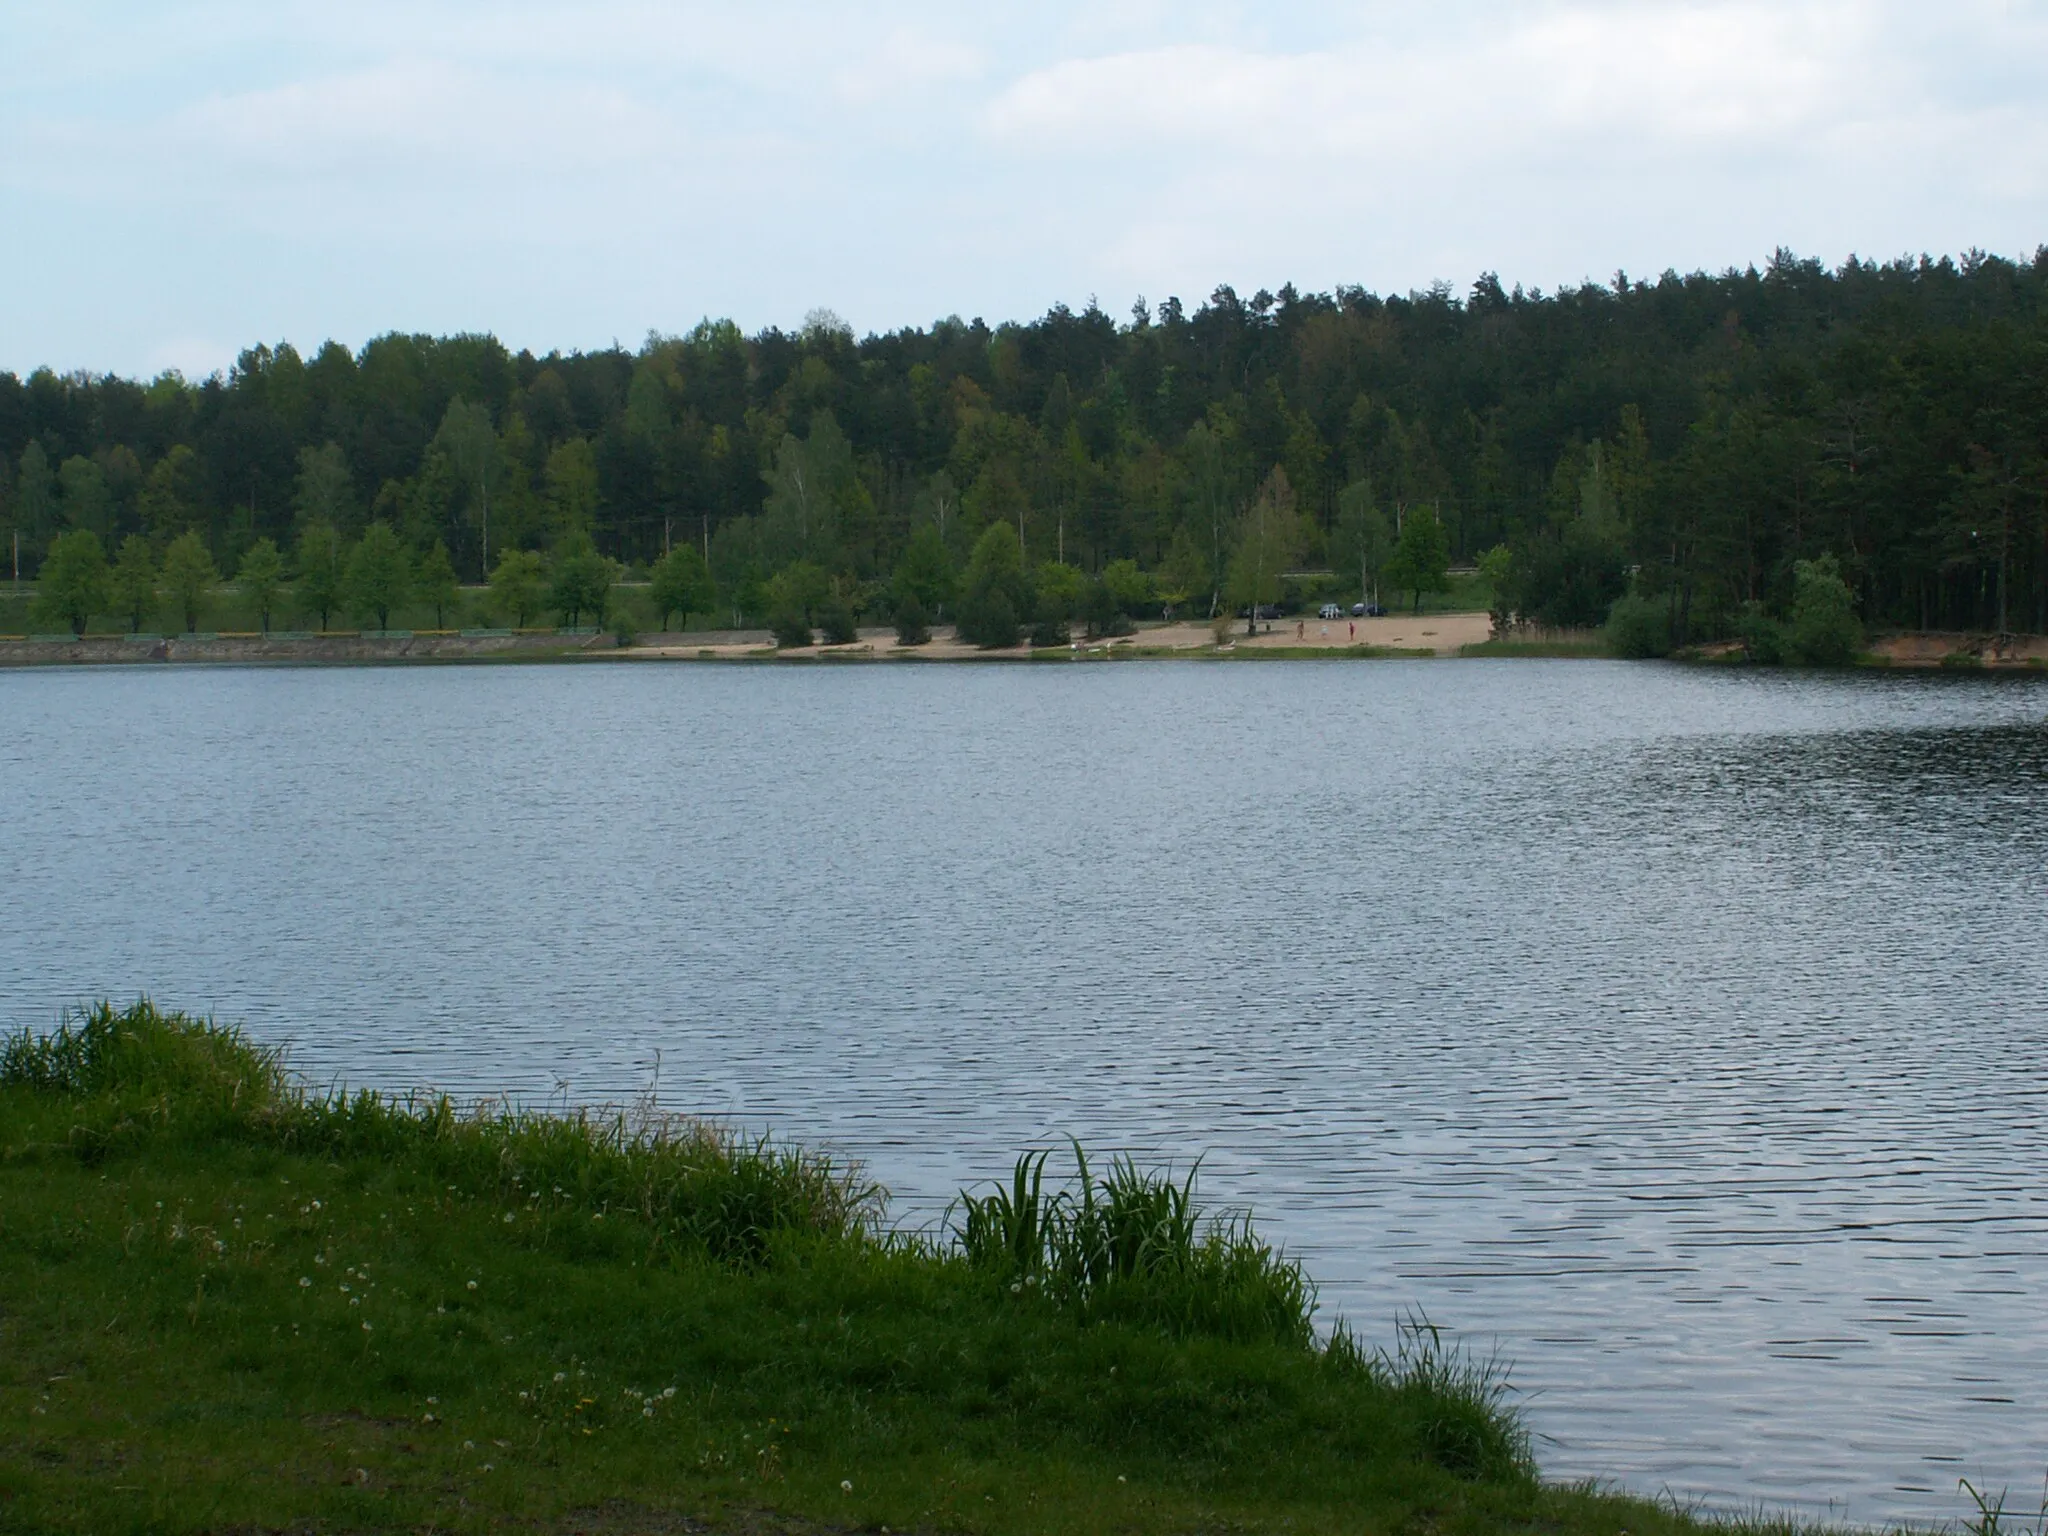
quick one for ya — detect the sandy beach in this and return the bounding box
[625,609,1495,661]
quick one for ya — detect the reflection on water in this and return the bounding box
[4,660,2045,1525]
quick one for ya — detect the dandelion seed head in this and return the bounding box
[298,1277,311,1287]
[841,1480,853,1493]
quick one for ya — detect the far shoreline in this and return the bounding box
[2,615,2044,671]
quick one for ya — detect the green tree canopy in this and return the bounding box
[955,522,1032,648]
[236,538,286,634]
[435,399,501,578]
[14,442,58,554]
[1226,467,1302,633]
[160,530,219,634]
[543,438,600,544]
[1787,553,1863,665]
[1155,525,1208,616]
[764,559,830,646]
[110,535,158,634]
[548,533,612,628]
[346,522,412,632]
[648,545,715,630]
[416,541,461,629]
[1330,483,1393,606]
[34,530,109,636]
[139,445,204,542]
[893,524,955,617]
[489,547,546,627]
[1384,504,1451,614]
[295,519,347,632]
[59,457,112,540]
[294,443,356,535]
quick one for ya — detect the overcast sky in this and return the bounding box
[4,0,2045,378]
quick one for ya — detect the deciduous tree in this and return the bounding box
[110,535,158,633]
[295,519,346,631]
[489,548,546,627]
[648,545,714,630]
[160,531,219,633]
[548,533,612,628]
[34,530,109,636]
[346,522,412,632]
[236,537,286,633]
[416,541,461,629]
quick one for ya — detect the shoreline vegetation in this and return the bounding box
[5,1001,1828,1536]
[3,615,2045,669]
[8,251,2048,684]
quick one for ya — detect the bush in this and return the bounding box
[893,592,930,646]
[770,610,813,649]
[1603,591,1672,658]
[815,596,858,646]
[1083,578,1135,639]
[956,589,1019,649]
[1737,601,1785,664]
[608,593,642,648]
[1030,591,1071,648]
[1786,553,1863,666]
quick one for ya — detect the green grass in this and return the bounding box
[2,1003,1835,1536]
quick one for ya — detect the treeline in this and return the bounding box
[5,245,2048,644]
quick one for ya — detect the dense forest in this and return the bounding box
[4,245,2047,642]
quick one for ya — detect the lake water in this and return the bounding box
[4,658,2046,1525]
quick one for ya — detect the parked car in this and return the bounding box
[1235,604,1288,620]
[1318,603,1344,620]
[1351,602,1387,617]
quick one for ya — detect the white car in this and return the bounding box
[1318,603,1344,620]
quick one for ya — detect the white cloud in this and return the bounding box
[984,4,1893,161]
[173,57,677,176]
[2,0,2044,374]
[833,28,985,106]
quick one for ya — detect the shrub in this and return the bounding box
[1603,591,1671,658]
[956,588,1019,649]
[1737,601,1785,664]
[770,609,814,649]
[1786,553,1862,666]
[1030,591,1071,648]
[816,596,858,646]
[893,592,930,646]
[608,589,645,648]
[1083,578,1135,639]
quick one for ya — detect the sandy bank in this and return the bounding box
[626,610,1494,661]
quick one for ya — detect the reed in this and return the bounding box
[952,1145,1316,1347]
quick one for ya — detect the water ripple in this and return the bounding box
[3,659,2046,1525]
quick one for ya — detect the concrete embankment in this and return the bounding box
[0,630,609,666]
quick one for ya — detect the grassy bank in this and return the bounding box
[3,1004,1787,1536]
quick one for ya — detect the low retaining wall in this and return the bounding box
[0,631,612,666]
